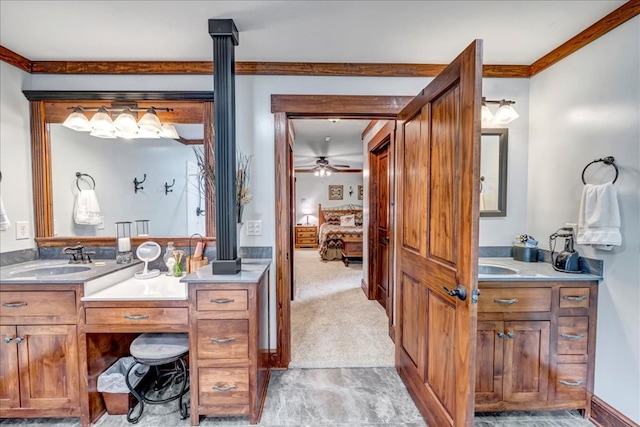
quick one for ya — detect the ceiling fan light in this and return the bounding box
[89,107,115,132]
[138,108,162,135]
[494,101,519,124]
[326,170,331,176]
[62,108,92,131]
[314,170,320,176]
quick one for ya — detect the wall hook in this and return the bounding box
[164,178,175,195]
[349,186,353,197]
[134,174,146,193]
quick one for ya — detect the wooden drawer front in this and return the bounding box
[199,367,249,406]
[555,364,587,401]
[197,320,248,359]
[559,288,590,308]
[479,288,551,313]
[85,307,188,325]
[557,317,589,355]
[197,290,248,312]
[0,291,75,317]
[297,231,316,239]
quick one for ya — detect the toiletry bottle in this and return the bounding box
[163,241,176,276]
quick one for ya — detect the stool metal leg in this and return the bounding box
[125,361,145,424]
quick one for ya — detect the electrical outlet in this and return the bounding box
[97,216,105,230]
[246,220,262,236]
[565,222,577,236]
[16,221,30,240]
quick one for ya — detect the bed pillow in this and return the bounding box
[340,214,356,227]
[323,212,341,224]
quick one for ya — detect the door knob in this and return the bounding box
[442,284,467,301]
[384,236,390,241]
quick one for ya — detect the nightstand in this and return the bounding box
[295,225,318,249]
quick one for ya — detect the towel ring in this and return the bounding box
[75,172,96,191]
[581,156,618,185]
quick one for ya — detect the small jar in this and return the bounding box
[163,242,176,275]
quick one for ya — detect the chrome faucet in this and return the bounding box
[62,243,95,264]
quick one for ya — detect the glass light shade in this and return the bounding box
[90,128,117,139]
[326,170,332,176]
[89,107,115,132]
[113,109,139,139]
[314,171,320,176]
[160,123,180,139]
[62,108,92,131]
[494,102,519,124]
[481,103,494,122]
[138,108,162,135]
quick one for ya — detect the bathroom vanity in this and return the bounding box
[0,259,271,427]
[476,258,601,416]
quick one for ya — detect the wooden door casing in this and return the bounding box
[0,325,20,409]
[373,138,390,310]
[395,40,482,427]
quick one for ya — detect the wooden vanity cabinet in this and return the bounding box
[475,280,598,415]
[188,271,270,425]
[0,285,82,419]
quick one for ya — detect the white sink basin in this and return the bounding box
[10,265,91,278]
[478,264,518,275]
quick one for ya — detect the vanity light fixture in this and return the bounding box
[481,97,519,125]
[62,105,175,139]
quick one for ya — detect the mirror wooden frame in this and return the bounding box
[479,127,508,217]
[22,90,216,247]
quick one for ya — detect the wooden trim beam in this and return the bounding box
[272,95,412,116]
[294,169,363,174]
[589,395,639,427]
[529,0,640,76]
[0,45,30,73]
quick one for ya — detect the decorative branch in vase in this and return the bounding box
[236,150,252,224]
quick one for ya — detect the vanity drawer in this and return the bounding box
[0,291,76,317]
[478,288,551,313]
[555,364,587,401]
[197,290,248,312]
[199,367,249,406]
[85,307,188,325]
[557,317,588,355]
[559,288,590,308]
[197,320,249,359]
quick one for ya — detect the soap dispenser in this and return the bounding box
[163,241,176,275]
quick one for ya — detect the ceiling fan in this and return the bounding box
[298,156,350,176]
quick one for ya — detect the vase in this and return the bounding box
[237,222,244,249]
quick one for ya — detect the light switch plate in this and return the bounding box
[16,221,30,240]
[246,220,262,236]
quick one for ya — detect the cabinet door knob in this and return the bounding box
[507,332,515,339]
[3,337,13,343]
[14,337,24,344]
[497,332,505,339]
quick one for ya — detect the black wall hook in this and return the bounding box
[134,174,146,193]
[165,178,175,195]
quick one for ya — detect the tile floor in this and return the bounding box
[0,367,594,426]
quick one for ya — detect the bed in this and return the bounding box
[317,203,364,261]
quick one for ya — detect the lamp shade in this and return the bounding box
[113,108,139,139]
[138,108,162,136]
[62,108,92,131]
[160,123,180,139]
[494,102,519,124]
[89,107,115,132]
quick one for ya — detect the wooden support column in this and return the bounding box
[209,19,241,274]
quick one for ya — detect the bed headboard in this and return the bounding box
[318,203,363,227]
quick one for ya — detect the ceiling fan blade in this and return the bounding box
[326,165,340,172]
[332,164,351,168]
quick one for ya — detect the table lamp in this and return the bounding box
[302,206,313,225]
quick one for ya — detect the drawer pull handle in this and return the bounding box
[563,295,587,302]
[210,298,235,304]
[494,298,518,304]
[124,314,150,320]
[212,384,237,392]
[3,337,13,344]
[2,301,28,308]
[559,380,584,387]
[561,333,585,340]
[210,337,236,344]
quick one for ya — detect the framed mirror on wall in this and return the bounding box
[480,128,508,217]
[23,91,216,247]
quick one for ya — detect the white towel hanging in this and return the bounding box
[0,192,10,231]
[576,182,622,250]
[74,189,102,225]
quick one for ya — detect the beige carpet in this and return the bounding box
[290,249,395,368]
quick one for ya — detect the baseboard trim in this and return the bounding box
[361,278,369,297]
[590,396,639,427]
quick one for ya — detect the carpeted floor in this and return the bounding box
[290,249,395,368]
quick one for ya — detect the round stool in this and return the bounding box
[125,333,189,423]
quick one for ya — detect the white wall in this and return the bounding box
[0,62,34,252]
[294,173,363,226]
[528,17,640,423]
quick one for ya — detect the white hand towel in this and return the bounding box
[0,193,10,231]
[576,182,622,250]
[74,189,102,225]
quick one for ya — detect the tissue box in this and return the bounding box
[512,246,539,262]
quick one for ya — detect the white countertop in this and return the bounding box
[82,272,187,301]
[181,259,271,284]
[478,257,602,281]
[0,259,141,284]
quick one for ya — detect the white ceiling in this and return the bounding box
[1,1,624,169]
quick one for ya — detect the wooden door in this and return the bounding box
[503,321,550,403]
[0,325,20,409]
[17,324,80,409]
[395,40,482,426]
[373,139,391,310]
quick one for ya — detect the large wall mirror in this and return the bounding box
[23,91,215,247]
[480,128,508,217]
